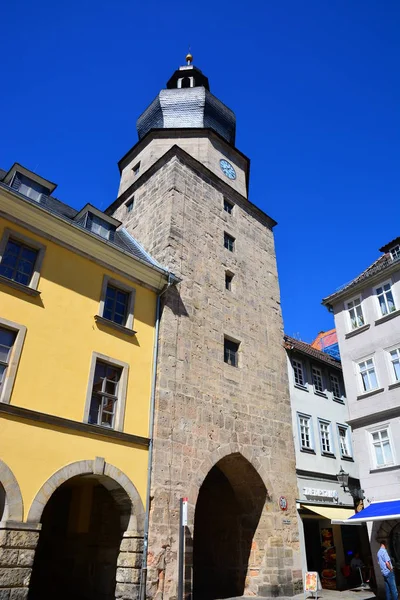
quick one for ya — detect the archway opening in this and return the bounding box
[193,453,268,600]
[181,77,191,88]
[28,474,132,600]
[391,522,400,585]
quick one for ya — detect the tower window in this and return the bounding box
[126,198,134,213]
[223,198,234,214]
[225,272,234,291]
[132,163,140,177]
[224,338,239,367]
[224,232,235,252]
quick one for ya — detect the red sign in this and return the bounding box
[279,496,288,511]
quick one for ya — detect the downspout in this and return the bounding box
[140,273,177,600]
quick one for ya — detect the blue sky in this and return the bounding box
[1,1,399,342]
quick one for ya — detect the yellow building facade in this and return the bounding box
[0,164,173,600]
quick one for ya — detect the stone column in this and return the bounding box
[116,530,144,600]
[0,521,41,600]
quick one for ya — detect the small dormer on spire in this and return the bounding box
[166,53,210,91]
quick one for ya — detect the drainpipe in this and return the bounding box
[139,273,177,600]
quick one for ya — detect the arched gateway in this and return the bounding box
[193,453,268,600]
[27,459,144,600]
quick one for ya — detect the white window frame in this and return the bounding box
[0,317,27,404]
[98,276,136,331]
[312,365,325,394]
[83,352,129,432]
[368,425,395,469]
[374,280,397,317]
[330,372,342,400]
[390,245,400,260]
[0,228,46,291]
[318,419,334,455]
[337,424,352,458]
[357,356,379,394]
[297,413,314,451]
[292,358,305,387]
[346,296,365,331]
[386,345,400,383]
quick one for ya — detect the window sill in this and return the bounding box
[94,315,136,336]
[333,397,345,404]
[388,381,400,391]
[300,448,316,454]
[341,455,354,462]
[294,384,309,392]
[375,309,400,326]
[321,452,336,459]
[370,464,400,474]
[0,274,40,296]
[315,391,328,398]
[345,324,370,339]
[357,387,384,400]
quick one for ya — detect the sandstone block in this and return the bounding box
[17,551,35,567]
[115,583,140,600]
[116,567,141,584]
[117,552,142,568]
[0,568,31,587]
[0,550,18,566]
[10,589,29,600]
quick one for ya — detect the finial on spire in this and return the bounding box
[186,47,193,65]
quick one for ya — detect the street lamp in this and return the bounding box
[336,466,364,500]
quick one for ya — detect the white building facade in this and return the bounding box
[284,335,368,591]
[323,237,400,597]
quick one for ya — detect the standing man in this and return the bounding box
[378,541,398,600]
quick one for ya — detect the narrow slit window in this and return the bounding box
[224,232,235,252]
[224,338,239,367]
[225,272,234,291]
[223,198,234,214]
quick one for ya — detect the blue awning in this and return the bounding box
[333,499,400,525]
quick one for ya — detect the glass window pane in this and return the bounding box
[0,364,6,384]
[369,370,378,389]
[88,395,101,424]
[375,444,384,465]
[383,441,393,464]
[393,360,400,381]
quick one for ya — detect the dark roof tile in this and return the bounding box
[283,334,342,369]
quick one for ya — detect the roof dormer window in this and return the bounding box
[88,214,115,240]
[12,172,50,202]
[390,245,400,260]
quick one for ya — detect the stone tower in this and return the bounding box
[107,55,302,600]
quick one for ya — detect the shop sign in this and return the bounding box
[303,487,338,499]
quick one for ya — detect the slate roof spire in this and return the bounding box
[136,56,236,144]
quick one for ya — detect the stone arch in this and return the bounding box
[26,458,144,532]
[193,450,269,600]
[188,443,274,508]
[0,459,23,522]
[376,519,400,543]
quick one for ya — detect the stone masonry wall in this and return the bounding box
[112,150,302,599]
[0,524,40,600]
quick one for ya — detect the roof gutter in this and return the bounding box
[0,182,177,287]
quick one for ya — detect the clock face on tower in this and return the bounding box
[219,159,236,180]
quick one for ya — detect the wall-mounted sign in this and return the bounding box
[303,488,338,499]
[279,496,288,511]
[283,519,291,525]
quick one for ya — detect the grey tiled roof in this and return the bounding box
[322,253,398,305]
[283,334,342,369]
[0,179,165,272]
